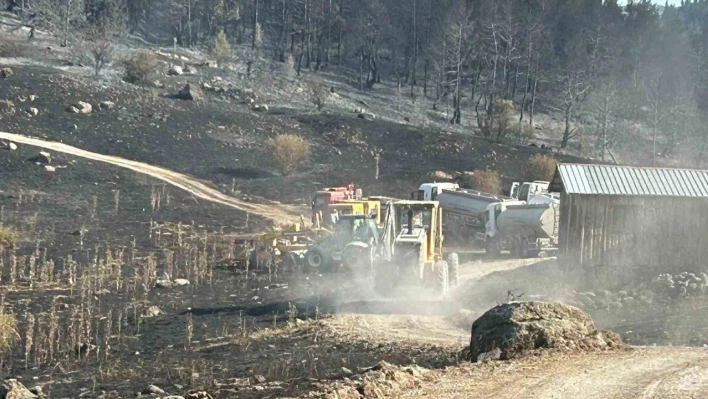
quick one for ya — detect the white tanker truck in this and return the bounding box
[482,200,560,257]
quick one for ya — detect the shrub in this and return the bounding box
[513,122,535,145]
[212,29,231,63]
[0,226,17,250]
[478,99,515,142]
[124,50,158,84]
[529,154,558,181]
[266,134,311,177]
[304,76,330,111]
[467,170,502,194]
[84,27,114,77]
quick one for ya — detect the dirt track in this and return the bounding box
[0,131,307,224]
[409,347,708,399]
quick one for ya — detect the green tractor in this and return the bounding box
[304,213,380,273]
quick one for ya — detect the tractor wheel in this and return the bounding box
[435,260,449,298]
[304,247,329,273]
[447,253,459,288]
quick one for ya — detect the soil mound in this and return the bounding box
[469,301,622,362]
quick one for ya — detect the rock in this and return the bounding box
[144,305,162,317]
[168,65,183,75]
[155,279,173,288]
[177,84,203,101]
[145,385,165,395]
[252,375,266,384]
[469,302,623,362]
[0,68,13,78]
[0,100,16,114]
[201,82,213,91]
[430,170,453,181]
[186,391,213,399]
[43,165,56,172]
[252,104,269,112]
[28,386,44,398]
[1,379,38,399]
[184,65,198,74]
[26,107,38,116]
[476,348,502,362]
[99,101,115,110]
[28,151,52,165]
[68,101,92,114]
[0,141,17,151]
[173,278,190,286]
[96,288,111,295]
[28,95,37,102]
[153,80,165,88]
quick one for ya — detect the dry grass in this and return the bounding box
[528,154,558,181]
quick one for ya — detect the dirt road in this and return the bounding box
[0,131,306,223]
[408,347,708,399]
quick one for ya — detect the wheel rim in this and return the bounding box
[309,253,322,268]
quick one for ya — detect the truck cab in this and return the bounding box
[312,184,362,226]
[511,181,550,202]
[415,182,460,201]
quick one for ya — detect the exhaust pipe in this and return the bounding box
[407,208,414,235]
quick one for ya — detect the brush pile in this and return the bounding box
[469,301,622,362]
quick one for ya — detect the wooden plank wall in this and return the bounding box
[559,194,708,284]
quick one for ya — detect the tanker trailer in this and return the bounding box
[436,189,508,244]
[484,202,559,258]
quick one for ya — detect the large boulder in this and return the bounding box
[177,84,203,101]
[1,379,38,399]
[0,68,13,78]
[469,301,622,362]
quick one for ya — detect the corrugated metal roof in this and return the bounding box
[553,164,708,197]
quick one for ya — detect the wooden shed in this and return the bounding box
[549,163,708,284]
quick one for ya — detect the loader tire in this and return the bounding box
[447,253,459,288]
[304,247,329,273]
[435,260,449,298]
[374,260,396,296]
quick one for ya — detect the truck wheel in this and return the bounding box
[520,238,530,258]
[435,260,449,297]
[485,240,500,257]
[304,247,329,273]
[447,253,459,288]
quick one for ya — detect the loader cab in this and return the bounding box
[415,183,459,201]
[391,201,443,264]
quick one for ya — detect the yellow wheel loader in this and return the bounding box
[376,200,459,297]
